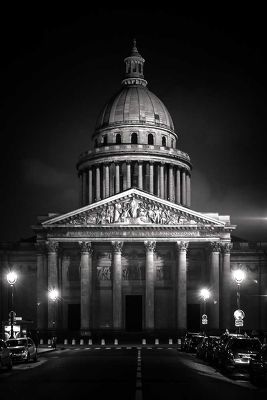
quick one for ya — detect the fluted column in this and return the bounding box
[144,241,156,330]
[138,162,143,190]
[176,241,189,332]
[96,166,101,201]
[126,162,131,189]
[176,168,181,204]
[112,241,123,329]
[209,242,220,330]
[115,163,120,194]
[186,173,191,207]
[181,170,186,206]
[47,241,59,329]
[36,242,47,330]
[221,242,232,330]
[88,169,93,204]
[160,163,164,199]
[149,162,154,194]
[82,172,87,206]
[168,165,174,202]
[105,164,110,198]
[79,242,93,331]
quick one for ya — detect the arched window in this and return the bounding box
[116,133,121,144]
[148,133,154,145]
[131,132,138,144]
[162,136,167,146]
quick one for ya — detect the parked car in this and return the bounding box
[218,336,262,371]
[249,344,267,385]
[212,332,247,365]
[203,336,220,361]
[0,339,13,370]
[6,337,38,363]
[196,336,208,359]
[181,332,200,351]
[186,334,204,353]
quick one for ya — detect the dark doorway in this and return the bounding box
[125,295,142,331]
[68,304,80,330]
[187,304,200,330]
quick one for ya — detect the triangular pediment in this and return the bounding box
[42,188,228,229]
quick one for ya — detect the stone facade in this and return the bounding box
[1,42,267,338]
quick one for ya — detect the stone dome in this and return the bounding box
[95,40,175,133]
[95,85,175,132]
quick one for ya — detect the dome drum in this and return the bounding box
[92,126,178,149]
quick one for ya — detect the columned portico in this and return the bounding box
[112,241,123,329]
[47,241,59,329]
[176,241,188,332]
[144,241,156,330]
[209,242,220,330]
[79,241,93,331]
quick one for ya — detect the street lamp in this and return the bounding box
[200,288,210,334]
[48,289,59,347]
[6,271,18,339]
[232,268,246,334]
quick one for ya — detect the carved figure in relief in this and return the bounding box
[114,202,122,222]
[97,266,111,280]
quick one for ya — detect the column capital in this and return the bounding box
[221,242,232,254]
[176,241,189,252]
[111,241,124,253]
[35,242,46,255]
[79,241,93,254]
[46,241,59,253]
[209,242,221,253]
[144,241,156,252]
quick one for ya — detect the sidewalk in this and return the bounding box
[37,346,57,354]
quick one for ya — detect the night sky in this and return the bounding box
[1,10,267,242]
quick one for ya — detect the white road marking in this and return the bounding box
[135,349,143,400]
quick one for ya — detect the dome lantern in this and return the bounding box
[122,39,148,87]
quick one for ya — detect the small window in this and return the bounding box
[103,135,107,145]
[116,133,121,144]
[95,139,98,148]
[162,136,166,146]
[131,132,138,144]
[171,139,174,148]
[154,113,160,120]
[148,133,154,145]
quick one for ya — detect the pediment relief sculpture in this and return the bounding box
[63,196,209,226]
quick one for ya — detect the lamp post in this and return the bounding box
[6,271,18,339]
[232,268,246,334]
[200,288,210,334]
[48,289,59,347]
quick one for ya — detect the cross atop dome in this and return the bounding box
[122,40,148,87]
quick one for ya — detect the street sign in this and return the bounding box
[15,317,22,321]
[234,309,245,320]
[201,314,208,325]
[235,320,243,327]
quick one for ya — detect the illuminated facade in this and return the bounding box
[1,43,267,338]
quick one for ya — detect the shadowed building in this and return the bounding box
[1,42,267,339]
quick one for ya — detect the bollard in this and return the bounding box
[177,338,181,348]
[169,338,173,345]
[88,338,92,345]
[40,339,43,345]
[114,338,118,345]
[71,339,76,345]
[48,339,51,345]
[64,339,68,345]
[101,339,105,346]
[142,338,146,345]
[155,338,159,345]
[80,339,84,345]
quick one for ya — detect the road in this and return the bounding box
[1,346,267,400]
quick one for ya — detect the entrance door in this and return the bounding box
[125,295,142,331]
[68,304,80,331]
